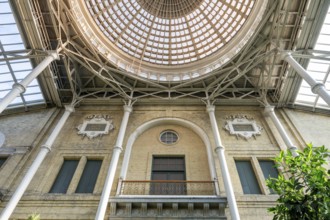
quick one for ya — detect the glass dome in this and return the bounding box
[71,0,267,81]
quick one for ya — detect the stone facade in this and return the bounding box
[0,105,328,219]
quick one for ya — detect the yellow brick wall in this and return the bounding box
[126,124,211,181]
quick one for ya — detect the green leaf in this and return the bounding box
[267,144,330,220]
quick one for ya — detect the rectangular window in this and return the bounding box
[235,160,261,194]
[85,124,107,131]
[75,160,102,193]
[49,160,79,193]
[151,156,186,195]
[232,124,255,132]
[259,160,279,194]
[0,157,8,168]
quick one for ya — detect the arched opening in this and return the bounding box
[118,117,219,196]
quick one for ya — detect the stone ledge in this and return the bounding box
[109,196,227,219]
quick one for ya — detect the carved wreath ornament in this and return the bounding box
[224,114,263,140]
[77,114,114,139]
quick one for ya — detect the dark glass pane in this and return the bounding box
[259,160,279,194]
[151,157,186,195]
[85,123,107,131]
[235,160,261,194]
[0,157,8,168]
[50,160,79,193]
[150,173,168,195]
[232,124,255,131]
[152,157,185,171]
[259,160,279,179]
[75,160,102,193]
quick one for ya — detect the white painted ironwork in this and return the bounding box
[264,105,298,156]
[95,103,133,220]
[206,104,240,220]
[285,53,330,107]
[70,0,267,81]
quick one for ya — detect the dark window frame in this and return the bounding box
[151,156,186,195]
[259,160,279,194]
[235,160,262,194]
[49,159,79,193]
[75,159,102,193]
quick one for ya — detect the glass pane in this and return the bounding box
[235,160,261,194]
[259,160,279,179]
[232,124,255,131]
[151,157,186,195]
[75,160,102,193]
[0,157,8,168]
[49,160,79,193]
[0,1,45,109]
[259,160,279,194]
[152,157,185,171]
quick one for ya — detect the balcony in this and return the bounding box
[109,180,227,219]
[118,180,218,196]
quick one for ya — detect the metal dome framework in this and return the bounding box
[72,0,266,81]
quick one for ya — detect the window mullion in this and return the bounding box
[251,157,267,195]
[67,156,87,194]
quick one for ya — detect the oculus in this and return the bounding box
[159,130,179,145]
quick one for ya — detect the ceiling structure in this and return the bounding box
[4,0,330,111]
[0,2,45,110]
[73,0,265,81]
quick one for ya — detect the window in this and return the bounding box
[151,156,186,195]
[75,160,102,193]
[235,160,261,194]
[159,130,179,144]
[0,157,8,168]
[259,160,279,194]
[50,160,79,193]
[50,158,102,194]
[232,124,255,132]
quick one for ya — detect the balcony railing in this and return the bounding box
[118,180,217,196]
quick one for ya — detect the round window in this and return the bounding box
[160,130,179,145]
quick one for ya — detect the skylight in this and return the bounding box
[294,5,330,110]
[0,0,45,110]
[71,0,267,81]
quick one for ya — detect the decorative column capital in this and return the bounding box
[264,105,274,115]
[47,51,60,60]
[123,105,133,113]
[64,105,75,113]
[281,51,292,61]
[206,104,215,113]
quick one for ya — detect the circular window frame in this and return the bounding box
[159,130,179,145]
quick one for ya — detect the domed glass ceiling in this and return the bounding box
[71,0,267,81]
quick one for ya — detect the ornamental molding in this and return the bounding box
[224,114,262,140]
[77,114,114,139]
